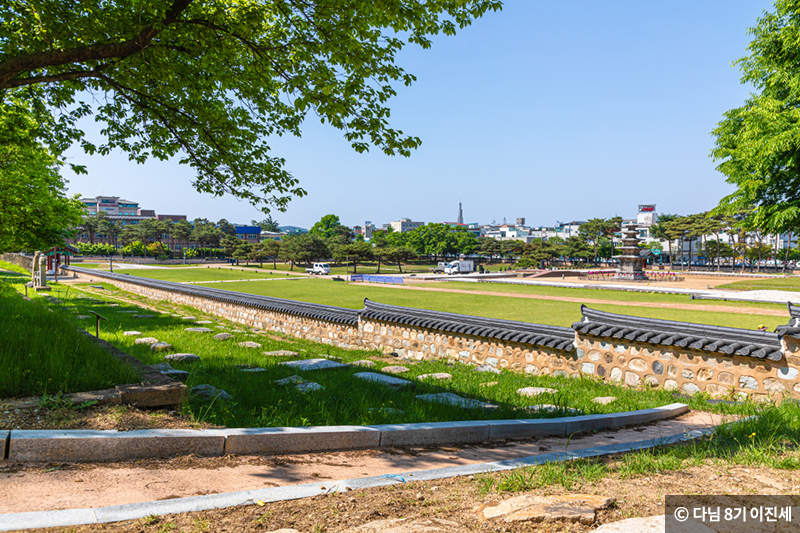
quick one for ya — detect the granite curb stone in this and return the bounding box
[8,429,226,462]
[223,426,381,455]
[4,404,688,462]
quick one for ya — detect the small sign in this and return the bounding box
[651,249,662,255]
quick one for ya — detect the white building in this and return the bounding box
[390,218,425,233]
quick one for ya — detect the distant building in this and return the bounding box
[516,218,525,226]
[457,202,464,225]
[353,221,375,240]
[79,196,141,216]
[234,225,262,243]
[157,214,187,222]
[259,231,284,241]
[390,218,424,233]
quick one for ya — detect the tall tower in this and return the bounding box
[457,201,464,225]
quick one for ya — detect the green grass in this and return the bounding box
[16,281,758,429]
[0,278,141,398]
[436,280,788,312]
[120,268,296,283]
[476,401,800,494]
[716,277,800,292]
[188,279,786,330]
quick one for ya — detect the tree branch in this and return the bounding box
[0,0,194,89]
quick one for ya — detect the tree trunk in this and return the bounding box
[397,260,403,273]
[784,231,793,273]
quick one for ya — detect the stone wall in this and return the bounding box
[1,253,33,271]
[64,266,800,402]
[574,335,799,402]
[68,269,363,349]
[359,319,576,375]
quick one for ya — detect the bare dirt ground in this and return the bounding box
[365,281,788,317]
[21,460,800,532]
[0,411,727,516]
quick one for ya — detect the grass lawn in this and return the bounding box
[12,280,757,429]
[0,271,141,398]
[189,278,788,330]
[716,277,800,292]
[121,267,298,283]
[434,280,789,312]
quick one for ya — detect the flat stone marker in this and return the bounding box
[151,363,174,372]
[354,372,414,389]
[480,381,499,388]
[134,337,159,345]
[280,358,349,371]
[214,333,234,341]
[382,365,409,374]
[592,396,617,405]
[418,372,452,381]
[107,304,119,307]
[482,494,614,524]
[263,350,298,357]
[238,341,262,348]
[275,375,305,385]
[241,367,267,373]
[165,353,200,363]
[525,404,583,414]
[133,314,153,318]
[416,392,497,410]
[517,386,558,397]
[296,382,324,392]
[196,320,213,324]
[185,327,213,333]
[182,316,197,320]
[76,315,91,319]
[474,364,502,374]
[89,285,105,289]
[123,331,142,336]
[192,384,232,401]
[119,310,137,313]
[162,369,189,382]
[352,360,376,367]
[150,342,174,352]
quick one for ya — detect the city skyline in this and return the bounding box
[62,1,772,228]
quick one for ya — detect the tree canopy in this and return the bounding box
[0,100,83,252]
[712,0,800,233]
[1,0,501,212]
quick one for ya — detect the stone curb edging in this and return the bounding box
[5,403,688,463]
[0,421,715,532]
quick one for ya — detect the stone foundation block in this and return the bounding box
[375,421,490,447]
[8,429,226,462]
[116,381,186,408]
[223,426,381,455]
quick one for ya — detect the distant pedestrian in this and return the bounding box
[758,324,767,332]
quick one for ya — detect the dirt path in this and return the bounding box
[0,411,726,514]
[363,282,788,316]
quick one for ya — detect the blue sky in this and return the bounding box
[63,0,774,229]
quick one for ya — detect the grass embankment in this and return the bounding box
[187,278,786,330]
[717,277,800,292]
[22,281,758,429]
[0,272,140,398]
[0,259,30,276]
